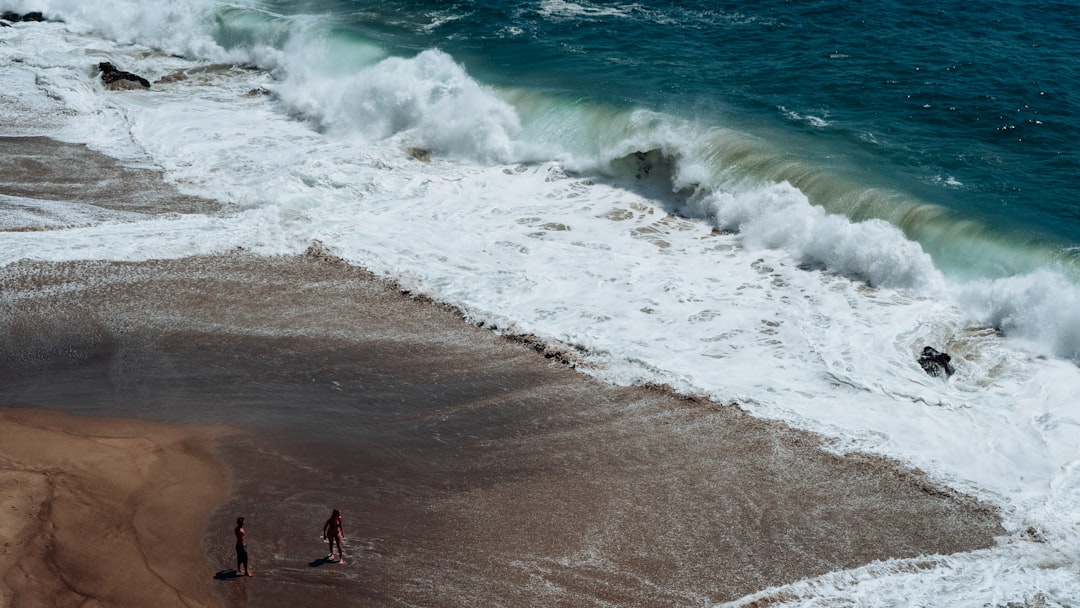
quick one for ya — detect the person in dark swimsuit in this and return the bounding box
[235,517,252,576]
[322,509,345,563]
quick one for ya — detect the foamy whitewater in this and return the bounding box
[2,1,1080,605]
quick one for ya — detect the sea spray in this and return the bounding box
[275,49,522,161]
[12,0,239,59]
[957,269,1080,361]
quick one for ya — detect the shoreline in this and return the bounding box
[0,134,1007,606]
[0,250,1007,607]
[0,407,230,608]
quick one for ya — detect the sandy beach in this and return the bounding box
[0,407,228,608]
[0,135,1006,606]
[0,253,1006,607]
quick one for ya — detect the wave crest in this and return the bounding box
[277,49,522,162]
[958,269,1080,361]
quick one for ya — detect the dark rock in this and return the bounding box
[155,72,188,85]
[98,62,150,90]
[2,11,46,22]
[407,147,431,162]
[918,346,955,378]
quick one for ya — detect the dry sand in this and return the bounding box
[0,407,229,608]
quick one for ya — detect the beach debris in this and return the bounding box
[917,346,955,378]
[98,61,151,90]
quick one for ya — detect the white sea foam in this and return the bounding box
[274,48,522,161]
[2,7,1080,605]
[717,541,1080,608]
[958,269,1080,361]
[779,105,830,128]
[3,0,242,60]
[0,194,146,231]
[537,0,641,20]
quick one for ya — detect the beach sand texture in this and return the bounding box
[0,136,1005,607]
[0,408,228,608]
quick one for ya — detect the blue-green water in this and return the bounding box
[251,0,1080,269]
[9,0,1063,353]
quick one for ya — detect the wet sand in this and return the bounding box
[0,136,219,222]
[0,136,1006,606]
[0,252,1006,607]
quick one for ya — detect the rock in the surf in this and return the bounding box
[918,346,955,378]
[98,62,151,90]
[2,11,46,22]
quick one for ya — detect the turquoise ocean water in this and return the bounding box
[258,0,1080,276]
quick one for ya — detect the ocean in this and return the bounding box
[1,0,1078,605]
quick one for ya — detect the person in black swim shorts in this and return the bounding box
[235,516,252,576]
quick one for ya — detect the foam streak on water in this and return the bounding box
[2,3,1080,605]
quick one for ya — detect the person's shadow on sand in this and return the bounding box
[214,569,250,580]
[308,555,342,567]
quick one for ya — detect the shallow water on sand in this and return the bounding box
[0,252,1002,606]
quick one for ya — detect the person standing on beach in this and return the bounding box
[322,509,345,563]
[235,517,253,576]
